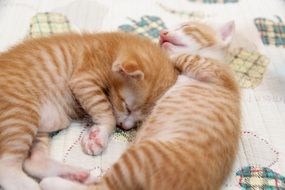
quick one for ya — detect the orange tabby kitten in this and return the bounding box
[0,32,177,190]
[39,21,241,190]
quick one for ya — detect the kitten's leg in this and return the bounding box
[175,54,217,81]
[70,74,116,155]
[23,132,92,183]
[174,54,237,91]
[0,105,40,190]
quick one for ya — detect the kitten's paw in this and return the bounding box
[83,174,100,185]
[81,126,109,155]
[24,150,91,183]
[60,170,89,183]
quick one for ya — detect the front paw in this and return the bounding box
[81,126,109,155]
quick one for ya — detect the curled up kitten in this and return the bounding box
[0,32,177,190]
[40,21,241,190]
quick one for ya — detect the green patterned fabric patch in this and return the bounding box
[188,0,238,3]
[255,16,285,48]
[158,3,206,18]
[227,48,269,88]
[28,12,72,38]
[113,128,137,143]
[118,15,167,43]
[236,166,285,190]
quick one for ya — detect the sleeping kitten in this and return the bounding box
[0,32,177,190]
[39,21,241,190]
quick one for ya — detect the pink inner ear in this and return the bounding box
[220,21,235,41]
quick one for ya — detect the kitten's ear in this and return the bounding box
[219,21,235,46]
[112,60,144,81]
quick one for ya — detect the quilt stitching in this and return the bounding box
[242,131,279,168]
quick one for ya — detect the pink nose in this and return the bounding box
[160,29,169,37]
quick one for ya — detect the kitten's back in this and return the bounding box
[89,58,240,190]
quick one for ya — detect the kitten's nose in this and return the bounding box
[160,29,169,37]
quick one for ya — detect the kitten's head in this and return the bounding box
[109,33,177,130]
[159,20,235,60]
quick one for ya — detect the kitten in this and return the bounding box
[0,32,177,190]
[39,21,241,190]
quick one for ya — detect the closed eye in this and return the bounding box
[123,102,131,114]
[178,24,190,30]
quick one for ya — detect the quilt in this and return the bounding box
[0,0,284,189]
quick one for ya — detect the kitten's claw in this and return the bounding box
[81,126,109,155]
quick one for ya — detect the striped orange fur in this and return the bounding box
[40,21,240,190]
[0,32,177,190]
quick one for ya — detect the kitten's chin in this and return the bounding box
[161,42,188,57]
[161,41,173,48]
[161,42,176,55]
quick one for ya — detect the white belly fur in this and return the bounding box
[39,100,70,132]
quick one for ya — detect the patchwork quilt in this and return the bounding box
[0,0,284,189]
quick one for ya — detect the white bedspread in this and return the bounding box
[0,0,284,189]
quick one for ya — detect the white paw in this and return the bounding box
[83,174,100,185]
[59,168,90,183]
[81,125,109,155]
[40,177,87,190]
[23,151,91,183]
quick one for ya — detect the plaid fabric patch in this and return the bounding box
[254,16,285,48]
[236,166,285,190]
[227,48,269,88]
[28,12,72,38]
[118,15,167,43]
[188,0,238,3]
[113,128,137,143]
